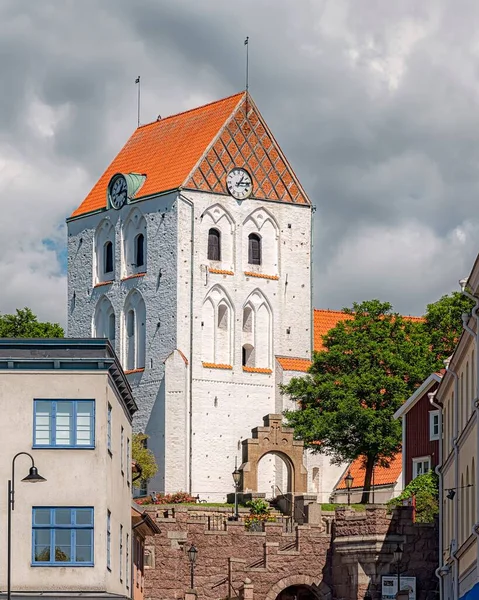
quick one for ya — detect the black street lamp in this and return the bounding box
[187,544,198,589]
[393,543,403,599]
[345,470,354,506]
[232,458,241,520]
[8,452,46,600]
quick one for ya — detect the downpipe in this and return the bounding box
[446,361,459,600]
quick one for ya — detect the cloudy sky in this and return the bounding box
[1,0,478,326]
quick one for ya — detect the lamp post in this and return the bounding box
[393,543,403,599]
[345,470,354,506]
[232,458,241,520]
[187,544,198,589]
[8,452,46,600]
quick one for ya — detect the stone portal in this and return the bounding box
[239,414,308,493]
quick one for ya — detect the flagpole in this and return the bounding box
[135,76,141,128]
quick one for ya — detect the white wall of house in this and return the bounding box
[0,369,132,595]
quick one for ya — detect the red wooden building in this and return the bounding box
[393,371,444,488]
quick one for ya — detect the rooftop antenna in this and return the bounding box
[244,37,249,117]
[135,76,141,127]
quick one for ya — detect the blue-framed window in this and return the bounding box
[107,404,112,453]
[126,437,130,484]
[32,507,94,566]
[34,400,94,448]
[107,510,111,570]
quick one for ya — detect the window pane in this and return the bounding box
[56,402,73,445]
[35,401,52,445]
[76,529,93,562]
[34,509,51,525]
[54,528,72,562]
[75,508,93,525]
[34,529,51,562]
[76,402,93,446]
[54,509,72,525]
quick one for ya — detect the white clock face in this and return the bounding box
[226,168,253,200]
[109,175,128,209]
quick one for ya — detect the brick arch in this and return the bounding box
[265,575,331,600]
[239,414,307,493]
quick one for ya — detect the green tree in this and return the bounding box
[423,292,474,360]
[132,433,158,486]
[0,308,63,338]
[387,470,439,523]
[283,300,437,504]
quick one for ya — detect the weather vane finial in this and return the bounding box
[135,76,141,128]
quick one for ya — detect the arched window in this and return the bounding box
[208,228,221,261]
[243,307,253,332]
[135,233,145,268]
[94,297,115,344]
[104,241,113,274]
[124,291,146,371]
[201,286,233,365]
[248,233,261,265]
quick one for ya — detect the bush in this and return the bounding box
[244,498,276,530]
[387,470,439,523]
[135,491,197,505]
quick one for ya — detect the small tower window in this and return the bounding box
[248,233,261,265]
[242,344,255,367]
[108,312,116,342]
[135,233,145,268]
[104,241,113,274]
[208,228,221,261]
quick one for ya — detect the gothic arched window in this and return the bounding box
[248,233,261,265]
[208,228,221,261]
[104,241,113,274]
[124,291,146,371]
[135,233,145,268]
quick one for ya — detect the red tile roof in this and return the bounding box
[336,452,402,490]
[276,357,312,372]
[313,309,424,352]
[71,92,310,218]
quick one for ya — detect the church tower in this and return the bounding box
[67,92,313,499]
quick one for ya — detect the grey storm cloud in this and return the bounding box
[0,0,478,324]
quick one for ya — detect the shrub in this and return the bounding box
[135,491,197,505]
[387,470,439,523]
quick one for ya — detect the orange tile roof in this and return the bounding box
[276,357,312,372]
[243,366,272,374]
[314,310,353,352]
[71,93,244,218]
[244,272,279,280]
[313,309,424,352]
[202,362,232,370]
[336,452,402,490]
[209,268,234,276]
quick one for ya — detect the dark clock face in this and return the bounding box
[109,175,128,209]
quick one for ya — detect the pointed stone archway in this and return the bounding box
[239,414,308,493]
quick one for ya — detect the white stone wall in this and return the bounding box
[68,187,314,500]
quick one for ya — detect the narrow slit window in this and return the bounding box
[135,233,145,268]
[207,228,221,261]
[248,233,261,265]
[104,241,113,274]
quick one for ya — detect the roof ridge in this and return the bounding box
[137,91,245,130]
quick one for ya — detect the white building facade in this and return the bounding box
[0,338,136,598]
[67,92,339,500]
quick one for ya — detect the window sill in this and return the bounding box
[243,367,273,374]
[32,562,94,567]
[124,368,145,375]
[244,272,279,280]
[202,362,233,370]
[209,268,234,276]
[33,445,95,450]
[94,280,114,288]
[121,272,146,281]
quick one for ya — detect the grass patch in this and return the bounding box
[321,503,366,512]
